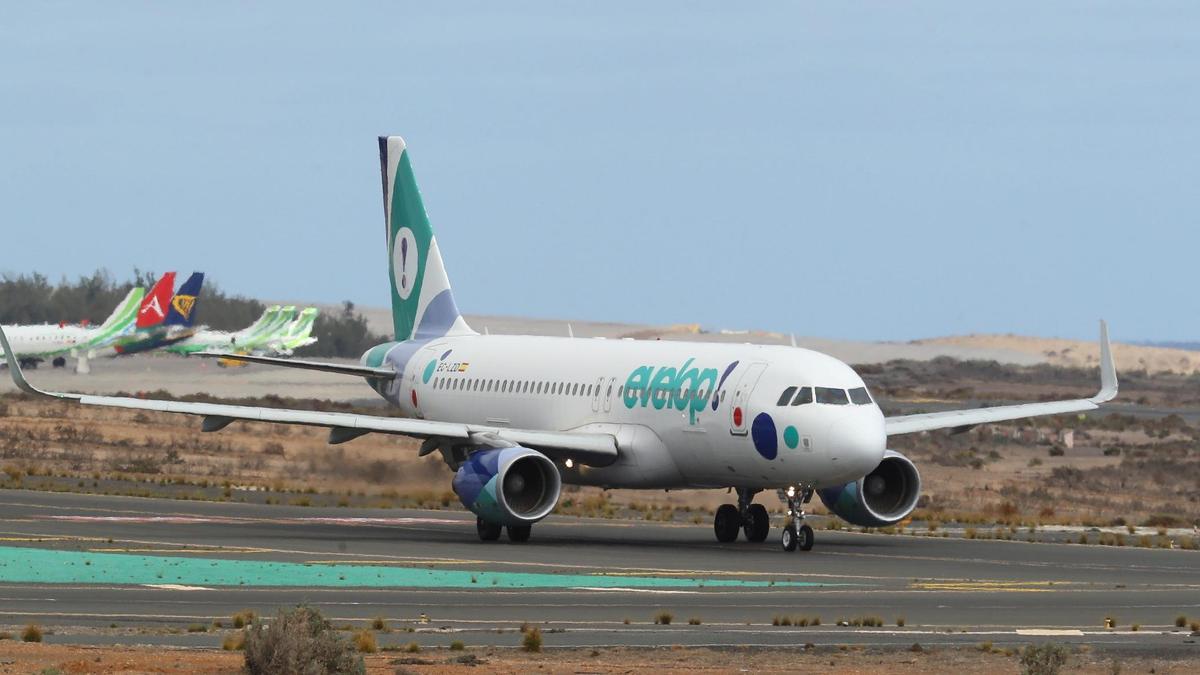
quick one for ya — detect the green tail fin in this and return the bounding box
[85,286,145,349]
[378,136,473,341]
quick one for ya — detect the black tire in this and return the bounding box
[744,504,770,542]
[476,517,502,541]
[781,524,798,552]
[713,504,740,543]
[507,524,532,543]
[797,523,814,551]
[52,357,66,368]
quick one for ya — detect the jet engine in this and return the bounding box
[452,446,562,526]
[818,449,921,528]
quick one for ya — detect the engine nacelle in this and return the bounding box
[452,446,562,526]
[818,449,921,528]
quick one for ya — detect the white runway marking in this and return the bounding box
[142,584,214,591]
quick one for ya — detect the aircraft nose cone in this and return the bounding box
[829,416,886,476]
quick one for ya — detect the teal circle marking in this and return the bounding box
[783,425,799,450]
[422,360,437,384]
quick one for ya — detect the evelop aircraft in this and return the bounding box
[0,137,1119,552]
[0,286,145,373]
[112,272,205,355]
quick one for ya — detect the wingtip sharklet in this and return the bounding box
[1091,319,1118,404]
[0,324,77,400]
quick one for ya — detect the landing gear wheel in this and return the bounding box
[744,503,770,542]
[797,524,814,551]
[476,517,502,541]
[507,524,532,543]
[713,504,740,543]
[781,524,798,552]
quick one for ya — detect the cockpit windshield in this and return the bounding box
[815,387,849,405]
[848,387,872,405]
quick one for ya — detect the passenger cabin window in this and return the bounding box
[791,386,813,405]
[848,387,872,405]
[815,387,849,405]
[777,386,797,406]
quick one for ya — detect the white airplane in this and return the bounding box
[0,136,1119,551]
[0,286,144,373]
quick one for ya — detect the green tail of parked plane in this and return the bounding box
[0,285,145,373]
[167,305,319,357]
[272,307,319,355]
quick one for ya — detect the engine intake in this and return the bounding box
[452,447,562,526]
[818,449,921,528]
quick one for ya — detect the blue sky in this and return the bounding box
[2,3,1196,341]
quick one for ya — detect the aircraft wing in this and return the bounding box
[884,321,1117,436]
[195,352,398,379]
[0,327,618,467]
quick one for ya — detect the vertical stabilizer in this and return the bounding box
[286,307,318,340]
[136,272,177,329]
[97,287,144,333]
[82,286,145,350]
[165,272,204,327]
[379,136,474,341]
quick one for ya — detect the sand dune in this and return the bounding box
[917,334,1200,374]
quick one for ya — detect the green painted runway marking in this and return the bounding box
[0,546,843,589]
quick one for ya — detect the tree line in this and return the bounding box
[0,270,387,357]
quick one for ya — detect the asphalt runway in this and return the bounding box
[0,490,1197,654]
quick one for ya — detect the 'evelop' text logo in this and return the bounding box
[623,358,719,424]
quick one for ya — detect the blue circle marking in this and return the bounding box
[751,412,778,460]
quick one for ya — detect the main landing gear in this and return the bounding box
[713,488,770,543]
[779,486,815,552]
[476,517,531,543]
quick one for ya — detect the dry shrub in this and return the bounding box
[21,624,42,642]
[352,630,377,653]
[1020,642,1069,675]
[232,609,257,629]
[243,605,364,675]
[222,631,245,651]
[522,627,542,652]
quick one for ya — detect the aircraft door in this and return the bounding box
[590,377,604,412]
[602,377,616,413]
[728,362,767,436]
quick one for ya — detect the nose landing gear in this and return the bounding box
[712,488,770,543]
[779,486,815,552]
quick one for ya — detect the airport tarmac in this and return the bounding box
[0,490,1197,654]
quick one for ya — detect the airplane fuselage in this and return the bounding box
[0,324,93,358]
[365,334,886,491]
